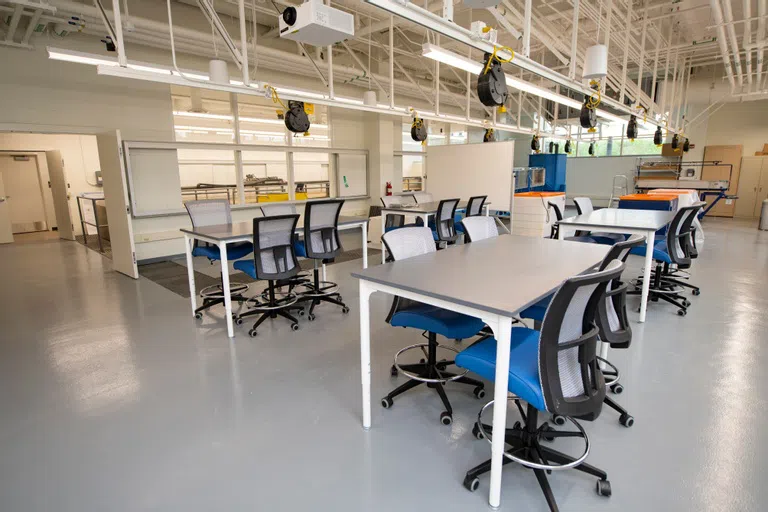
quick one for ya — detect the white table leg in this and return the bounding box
[359,280,373,429]
[322,262,327,282]
[380,213,386,264]
[489,316,513,509]
[557,222,564,240]
[361,222,368,269]
[219,242,235,338]
[639,230,654,323]
[184,234,197,315]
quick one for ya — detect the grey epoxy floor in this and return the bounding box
[0,218,766,511]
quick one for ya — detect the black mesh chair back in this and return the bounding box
[304,199,344,259]
[548,201,563,238]
[251,215,301,281]
[460,216,498,242]
[260,203,297,216]
[381,196,406,231]
[381,227,436,322]
[538,259,625,419]
[665,205,698,268]
[596,235,645,349]
[466,195,487,217]
[185,199,232,227]
[435,198,460,242]
[680,203,704,259]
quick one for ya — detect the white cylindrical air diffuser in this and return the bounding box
[209,59,229,84]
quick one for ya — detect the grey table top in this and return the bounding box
[557,208,674,231]
[181,215,368,242]
[381,200,479,214]
[351,234,610,318]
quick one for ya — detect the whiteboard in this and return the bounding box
[426,141,515,211]
[126,147,183,215]
[337,153,368,197]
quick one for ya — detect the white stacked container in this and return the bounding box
[511,192,566,237]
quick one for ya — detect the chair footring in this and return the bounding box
[200,282,249,299]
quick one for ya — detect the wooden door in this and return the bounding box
[735,157,761,218]
[756,163,768,217]
[702,145,742,217]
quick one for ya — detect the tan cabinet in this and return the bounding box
[702,145,742,218]
[736,156,768,218]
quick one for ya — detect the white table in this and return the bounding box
[379,200,490,264]
[181,215,369,338]
[351,235,609,509]
[557,208,674,323]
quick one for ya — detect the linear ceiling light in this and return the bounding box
[172,111,328,128]
[422,44,632,125]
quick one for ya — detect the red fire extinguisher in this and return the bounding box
[385,181,392,196]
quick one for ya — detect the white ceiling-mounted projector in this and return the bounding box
[279,0,354,46]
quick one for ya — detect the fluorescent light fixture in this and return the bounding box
[173,111,232,121]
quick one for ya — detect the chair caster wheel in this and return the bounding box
[682,300,691,307]
[298,310,305,316]
[307,313,316,321]
[440,411,452,425]
[677,309,687,316]
[248,329,258,337]
[619,414,634,428]
[291,323,299,331]
[552,414,567,426]
[341,306,350,314]
[610,383,624,394]
[512,421,522,430]
[235,317,243,325]
[596,479,612,497]
[473,386,486,399]
[419,358,426,364]
[472,422,485,440]
[194,312,203,320]
[381,397,393,409]
[463,475,480,492]
[390,365,398,377]
[540,423,556,442]
[692,289,700,296]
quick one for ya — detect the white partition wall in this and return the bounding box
[426,141,515,212]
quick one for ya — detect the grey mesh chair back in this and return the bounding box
[466,195,487,217]
[538,259,625,420]
[412,192,434,204]
[185,199,232,228]
[400,194,417,206]
[381,227,436,323]
[260,203,297,216]
[303,199,344,259]
[435,198,460,242]
[460,216,498,243]
[251,215,301,281]
[381,196,406,231]
[665,205,698,268]
[596,235,644,349]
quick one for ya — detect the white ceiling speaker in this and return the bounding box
[208,59,229,84]
[464,0,502,7]
[363,90,377,106]
[279,0,354,46]
[582,44,608,80]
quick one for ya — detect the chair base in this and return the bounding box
[298,267,349,319]
[235,280,304,337]
[629,262,695,316]
[194,276,249,319]
[464,404,611,512]
[382,332,485,425]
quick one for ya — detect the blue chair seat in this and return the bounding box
[629,239,672,264]
[294,239,307,258]
[456,328,546,411]
[192,241,252,261]
[564,235,599,243]
[233,259,256,278]
[587,232,626,245]
[390,303,484,339]
[520,295,553,322]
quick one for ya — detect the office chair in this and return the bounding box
[654,204,703,296]
[185,199,253,319]
[412,191,434,204]
[380,196,421,232]
[573,197,625,244]
[259,203,310,292]
[296,199,349,320]
[456,195,488,235]
[432,198,460,247]
[233,215,305,337]
[519,235,644,427]
[547,202,597,243]
[380,227,486,425]
[457,260,625,510]
[628,204,702,316]
[459,216,499,242]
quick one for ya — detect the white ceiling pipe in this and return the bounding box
[744,0,753,91]
[721,0,743,88]
[501,0,569,64]
[708,0,737,91]
[4,4,23,42]
[522,0,531,57]
[568,0,579,79]
[758,0,766,90]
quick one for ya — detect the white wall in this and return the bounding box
[704,99,768,155]
[565,156,640,206]
[0,134,103,236]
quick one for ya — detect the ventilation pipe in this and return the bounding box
[708,0,737,91]
[721,0,743,87]
[743,0,753,90]
[758,0,766,89]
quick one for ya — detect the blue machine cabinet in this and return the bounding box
[528,154,567,192]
